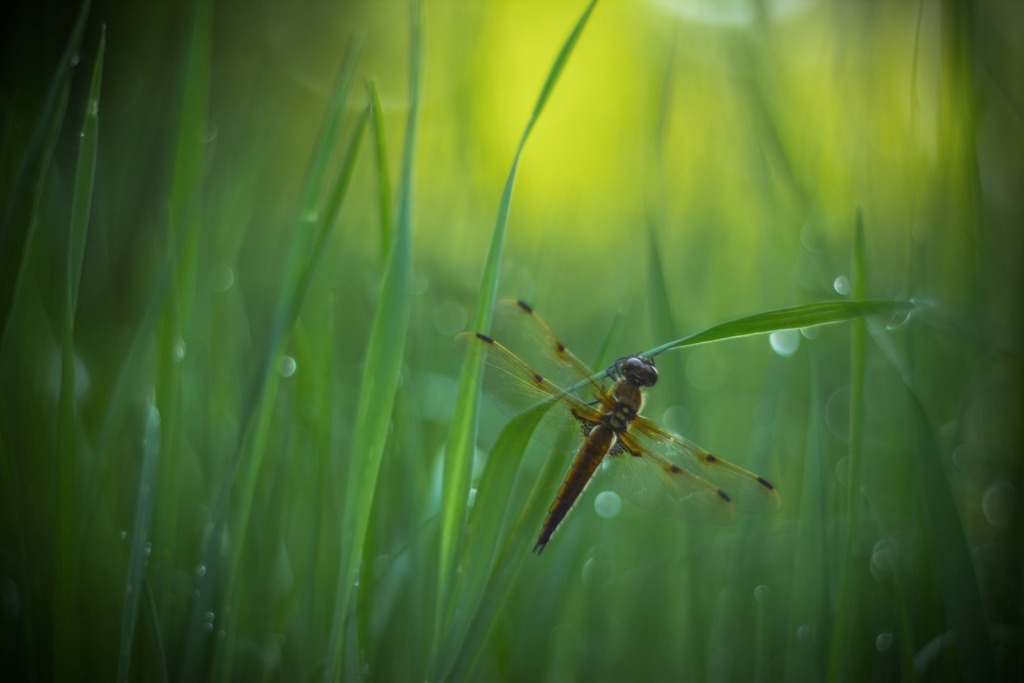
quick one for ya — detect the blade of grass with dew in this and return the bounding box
[641,300,912,360]
[435,0,599,666]
[216,109,369,683]
[117,406,161,683]
[863,492,915,683]
[441,310,618,683]
[867,327,999,682]
[324,4,421,678]
[367,78,392,263]
[437,403,549,675]
[152,0,213,621]
[0,0,89,355]
[905,388,998,682]
[178,36,363,683]
[143,576,170,683]
[784,349,828,683]
[55,24,104,682]
[825,209,867,683]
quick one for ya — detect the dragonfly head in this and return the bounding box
[617,355,658,388]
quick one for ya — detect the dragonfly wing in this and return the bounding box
[455,331,602,452]
[491,299,614,410]
[628,416,781,513]
[602,432,736,524]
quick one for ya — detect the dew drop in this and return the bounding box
[754,584,771,602]
[212,265,234,292]
[204,611,215,623]
[433,302,467,336]
[203,622,213,633]
[143,542,152,557]
[278,356,297,377]
[835,456,849,485]
[876,632,893,652]
[594,491,621,518]
[982,481,1016,528]
[195,564,206,577]
[70,53,80,66]
[796,625,810,641]
[800,326,820,339]
[769,330,800,357]
[833,276,850,295]
[172,339,187,361]
[467,488,477,508]
[119,529,128,541]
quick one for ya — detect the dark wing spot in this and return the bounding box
[705,454,717,463]
[517,300,534,314]
[756,476,775,490]
[670,465,682,473]
[534,373,544,384]
[556,342,566,353]
[476,333,494,344]
[716,489,731,503]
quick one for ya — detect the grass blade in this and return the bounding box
[117,406,161,683]
[367,79,392,263]
[178,35,364,683]
[784,350,828,682]
[435,0,600,665]
[903,389,997,682]
[0,0,90,355]
[825,209,867,682]
[215,109,368,683]
[324,3,422,678]
[55,23,104,682]
[643,299,911,359]
[437,404,549,675]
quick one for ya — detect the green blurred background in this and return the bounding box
[1,0,1022,681]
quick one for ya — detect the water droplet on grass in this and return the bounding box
[195,564,206,577]
[833,276,850,295]
[467,488,477,507]
[769,330,800,357]
[796,625,810,641]
[800,326,820,339]
[594,491,621,518]
[204,611,215,622]
[835,456,849,485]
[173,339,187,361]
[70,53,80,66]
[876,632,893,652]
[143,542,152,557]
[754,584,771,602]
[203,622,213,633]
[212,265,234,292]
[433,302,467,336]
[982,482,1016,528]
[278,356,297,377]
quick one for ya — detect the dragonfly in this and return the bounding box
[456,300,781,554]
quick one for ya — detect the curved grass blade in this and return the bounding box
[440,313,619,683]
[55,23,104,681]
[178,35,363,683]
[117,406,161,683]
[435,0,600,666]
[826,209,867,682]
[437,403,548,676]
[0,0,90,355]
[324,3,422,679]
[367,79,392,263]
[644,299,912,359]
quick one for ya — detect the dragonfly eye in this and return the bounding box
[620,356,658,387]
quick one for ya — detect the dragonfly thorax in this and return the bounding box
[604,381,644,432]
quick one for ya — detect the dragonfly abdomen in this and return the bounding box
[534,424,614,554]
